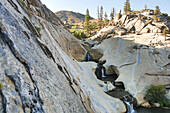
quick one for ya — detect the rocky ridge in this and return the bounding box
[55,10,94,24]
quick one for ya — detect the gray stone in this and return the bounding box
[114,13,121,22]
[135,19,145,32]
[125,18,138,32]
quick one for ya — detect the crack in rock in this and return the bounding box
[0,90,7,113]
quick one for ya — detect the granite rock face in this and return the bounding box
[0,0,87,112]
[88,35,170,106]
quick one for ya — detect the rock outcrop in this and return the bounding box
[85,10,170,110]
[0,0,88,112]
[86,18,170,108]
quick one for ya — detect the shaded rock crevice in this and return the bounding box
[0,90,7,113]
[5,74,29,113]
[37,40,56,63]
[7,0,21,13]
[22,16,40,37]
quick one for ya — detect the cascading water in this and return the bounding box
[87,52,90,61]
[123,96,137,113]
[84,51,93,62]
[101,67,106,78]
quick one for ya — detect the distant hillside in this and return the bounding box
[55,10,94,24]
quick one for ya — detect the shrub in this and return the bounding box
[71,26,77,29]
[162,28,170,35]
[35,26,41,33]
[0,83,4,90]
[163,13,168,17]
[144,85,170,107]
[19,0,26,7]
[70,29,90,39]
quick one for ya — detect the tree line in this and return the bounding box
[72,0,166,39]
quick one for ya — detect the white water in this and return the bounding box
[101,68,106,78]
[124,97,137,113]
[87,53,90,61]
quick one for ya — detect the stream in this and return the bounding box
[83,43,170,113]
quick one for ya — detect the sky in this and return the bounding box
[41,0,170,19]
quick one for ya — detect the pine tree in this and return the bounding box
[154,6,161,22]
[104,12,108,20]
[100,6,103,21]
[84,9,90,34]
[104,12,108,26]
[154,6,161,15]
[124,0,131,13]
[110,7,115,20]
[110,13,114,21]
[98,6,104,29]
[145,4,147,9]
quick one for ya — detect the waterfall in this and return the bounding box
[87,53,90,61]
[123,96,137,113]
[101,67,106,78]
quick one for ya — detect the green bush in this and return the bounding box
[71,26,77,29]
[162,28,170,35]
[35,26,41,33]
[163,13,168,17]
[0,83,4,90]
[19,0,26,7]
[70,29,90,39]
[145,85,170,107]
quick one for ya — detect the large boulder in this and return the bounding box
[120,14,128,25]
[114,13,121,22]
[125,18,138,32]
[141,24,162,33]
[113,27,127,36]
[134,19,145,32]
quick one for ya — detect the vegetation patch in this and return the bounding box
[19,0,26,7]
[162,28,170,35]
[35,26,41,34]
[0,83,4,90]
[144,85,170,107]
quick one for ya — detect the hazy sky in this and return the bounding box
[41,0,170,19]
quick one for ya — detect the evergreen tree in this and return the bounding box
[154,6,161,22]
[124,0,131,13]
[100,6,103,21]
[84,9,90,34]
[104,12,108,20]
[98,6,104,29]
[104,12,109,26]
[154,6,161,15]
[110,7,115,20]
[145,4,147,9]
[110,13,114,21]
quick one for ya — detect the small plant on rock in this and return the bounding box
[144,85,170,107]
[0,83,4,90]
[19,0,26,7]
[35,26,41,34]
[162,28,170,35]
